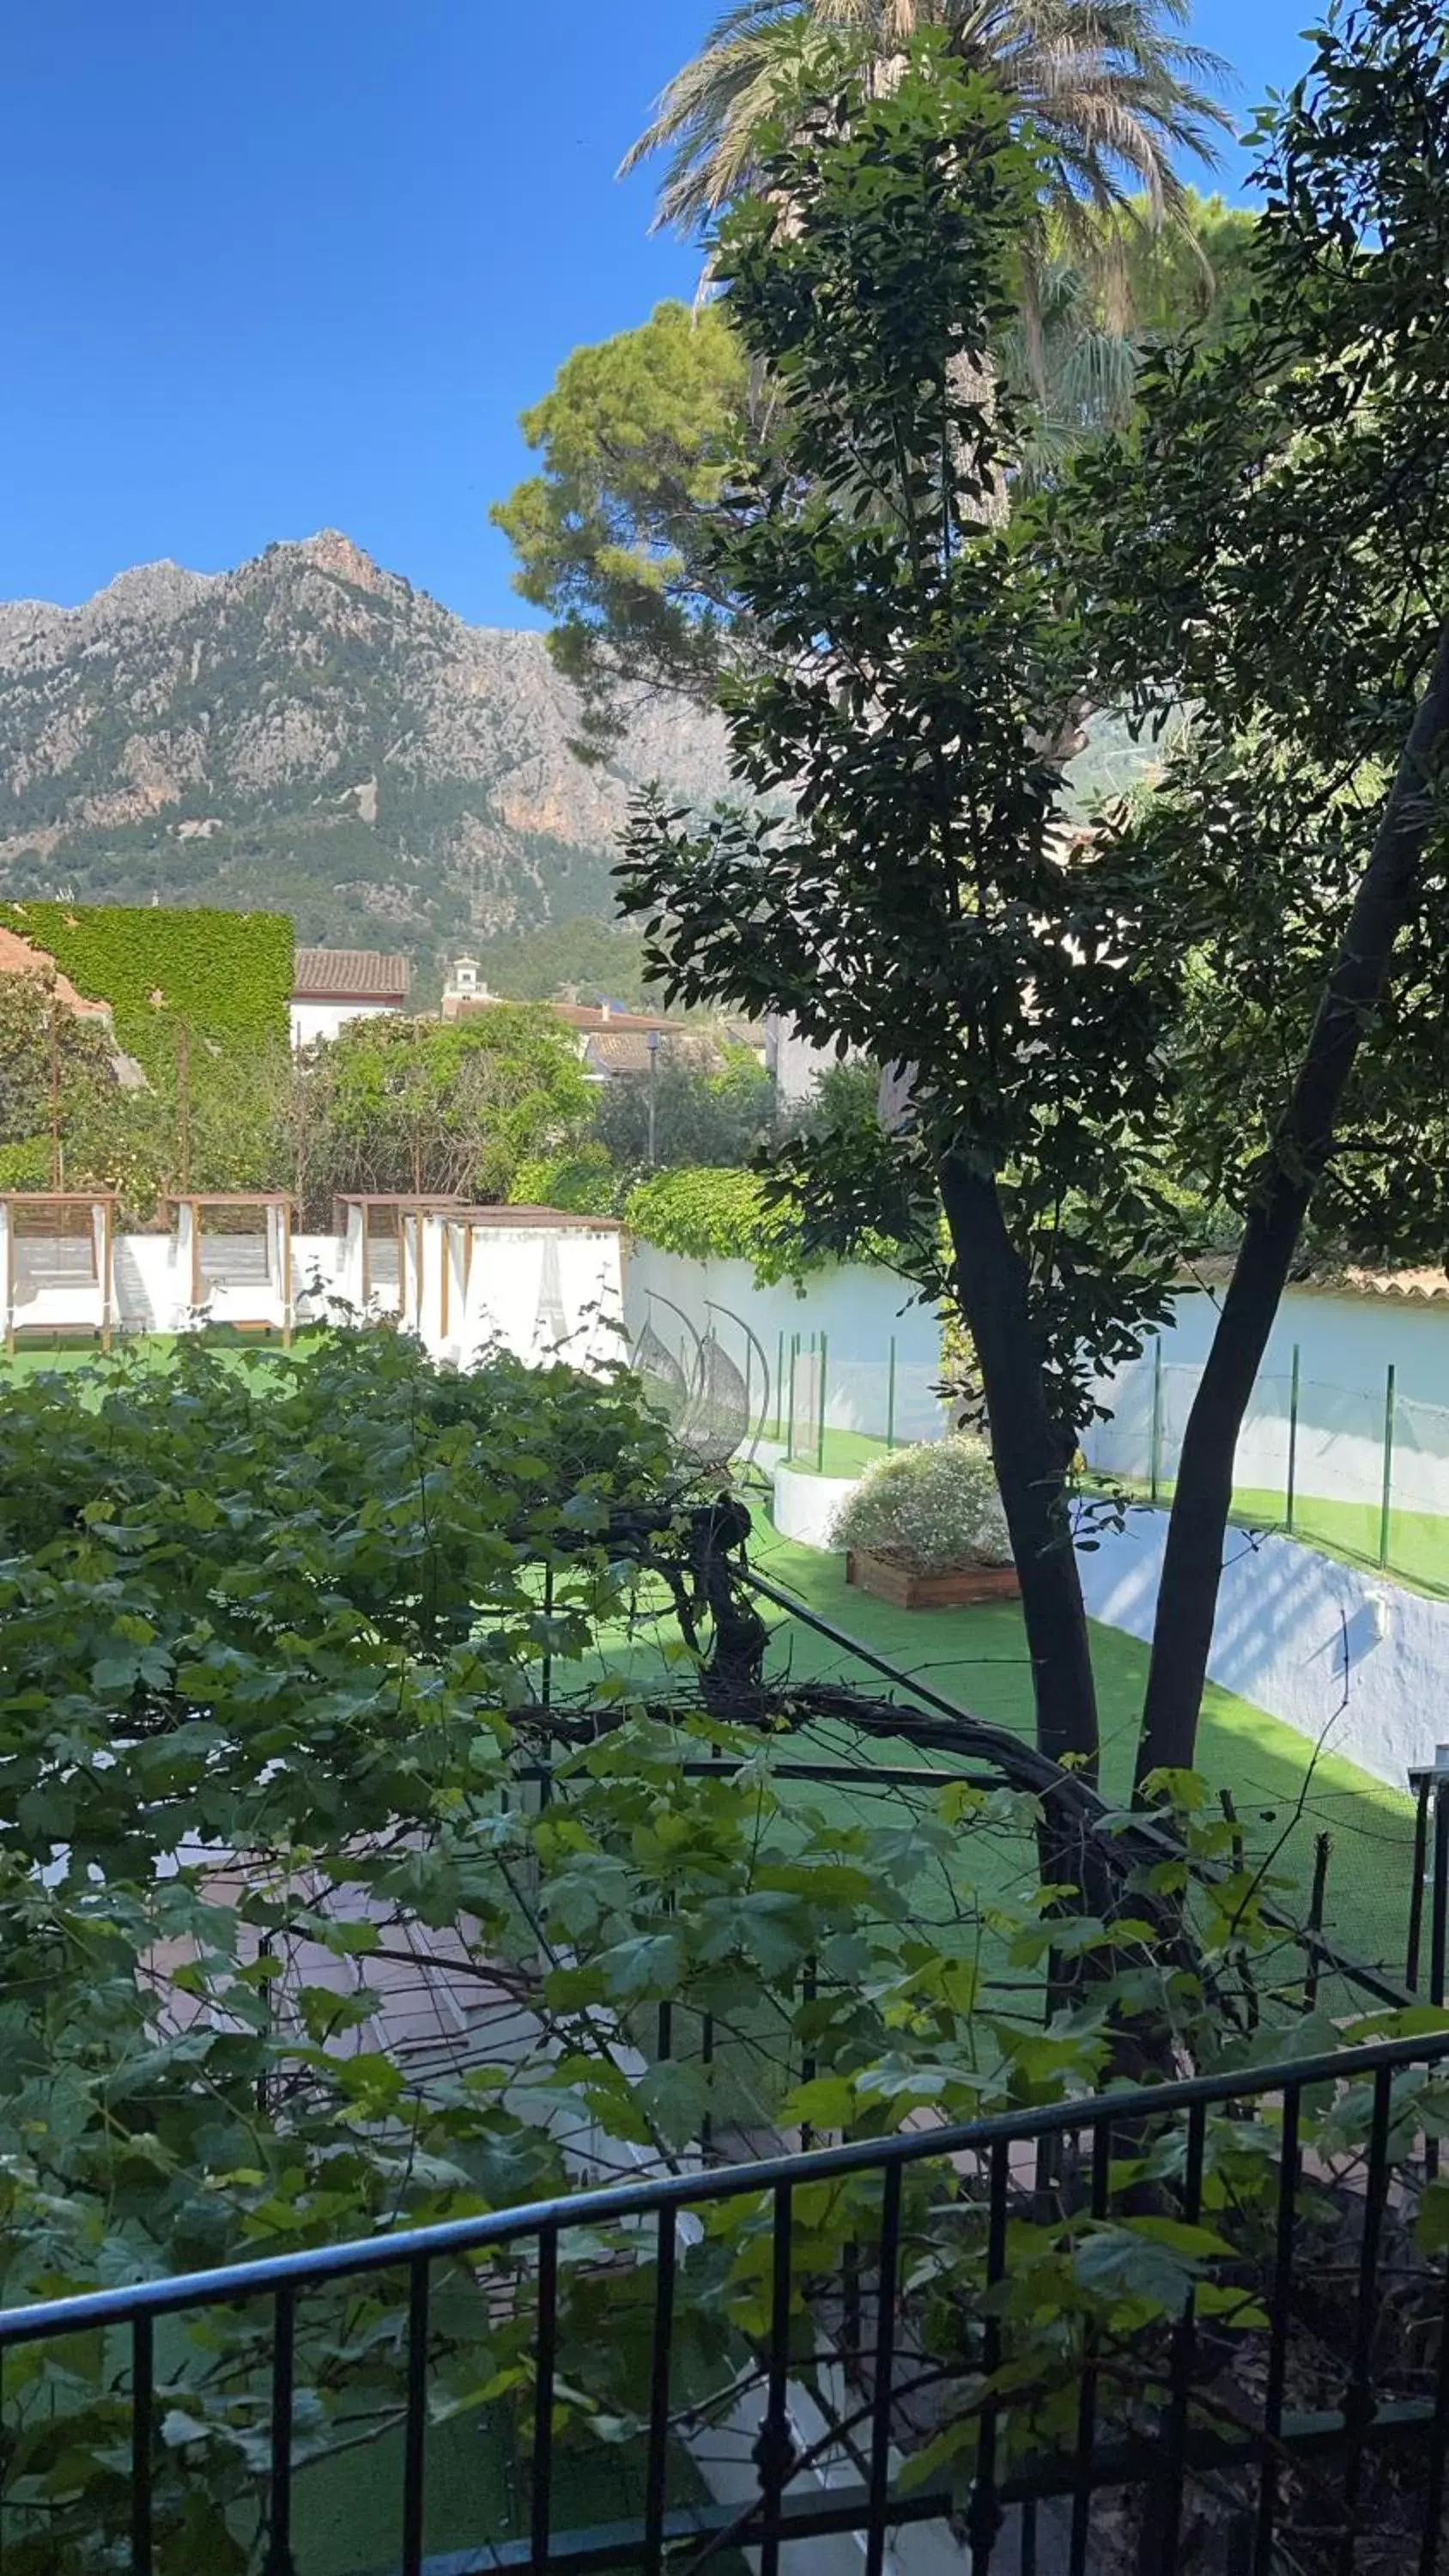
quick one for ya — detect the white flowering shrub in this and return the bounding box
[829,1435,1012,1575]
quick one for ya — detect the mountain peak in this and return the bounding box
[0,534,729,975]
[285,530,388,592]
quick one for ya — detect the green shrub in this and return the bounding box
[0,1136,52,1188]
[622,1164,812,1281]
[830,1435,1011,1573]
[507,1144,621,1215]
[0,901,293,1077]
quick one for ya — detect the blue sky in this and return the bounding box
[3,0,1319,629]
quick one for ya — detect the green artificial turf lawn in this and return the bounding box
[1080,1468,1449,1600]
[0,1330,299,1390]
[743,1518,1418,1983]
[779,1428,895,1478]
[1230,1483,1448,1595]
[291,2410,718,2576]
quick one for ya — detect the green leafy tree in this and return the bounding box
[496,173,1240,751]
[621,56,1176,1772]
[490,300,767,755]
[593,1039,778,1171]
[0,975,118,1174]
[623,0,1229,532]
[620,15,1449,1788]
[292,1006,592,1223]
[1063,0,1449,1779]
[1000,191,1259,484]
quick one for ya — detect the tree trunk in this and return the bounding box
[1136,623,1449,1789]
[938,1151,1100,1775]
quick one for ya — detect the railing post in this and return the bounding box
[643,2208,676,2576]
[403,2255,430,2576]
[1285,1341,1300,1535]
[700,2010,715,2160]
[815,1334,828,1473]
[1149,1340,1164,1504]
[753,2182,797,2576]
[530,2228,558,2576]
[885,1334,896,1452]
[264,2285,298,2576]
[786,1334,799,1458]
[131,2312,155,2576]
[1407,1769,1434,1991]
[776,1329,785,1440]
[1379,1362,1397,1569]
[1431,1750,1449,2011]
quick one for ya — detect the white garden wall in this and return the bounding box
[6,1223,625,1378]
[1074,1502,1443,1789]
[1150,1284,1449,1403]
[1087,1285,1449,1516]
[623,1242,945,1446]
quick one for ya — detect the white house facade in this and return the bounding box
[290,949,411,1047]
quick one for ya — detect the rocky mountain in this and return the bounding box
[0,532,731,977]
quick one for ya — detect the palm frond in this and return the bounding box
[622,0,1236,352]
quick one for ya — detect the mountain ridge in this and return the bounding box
[0,531,730,975]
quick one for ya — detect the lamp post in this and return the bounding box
[646,1028,659,1169]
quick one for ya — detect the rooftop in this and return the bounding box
[293,948,412,1000]
[442,991,685,1035]
[585,1030,670,1076]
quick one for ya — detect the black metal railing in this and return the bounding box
[5,2027,1449,2576]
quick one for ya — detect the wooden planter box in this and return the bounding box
[846,1549,1021,1611]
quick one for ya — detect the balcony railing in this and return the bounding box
[3,2026,1449,2576]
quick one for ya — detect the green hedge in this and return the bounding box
[507,1145,624,1216]
[0,902,293,1077]
[0,1137,52,1189]
[621,1165,813,1282]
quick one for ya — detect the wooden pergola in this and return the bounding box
[0,1192,118,1355]
[164,1193,294,1341]
[427,1205,623,1352]
[331,1194,462,1320]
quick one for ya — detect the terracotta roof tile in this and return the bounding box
[586,1031,662,1075]
[294,948,411,999]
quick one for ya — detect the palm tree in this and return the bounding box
[623,5,1230,1105]
[621,0,1232,322]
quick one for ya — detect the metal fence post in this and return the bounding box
[786,1334,798,1458]
[1285,1342,1300,1536]
[886,1335,896,1452]
[1379,1362,1397,1570]
[1431,1753,1449,2011]
[1149,1340,1164,1504]
[816,1333,828,1473]
[775,1330,785,1440]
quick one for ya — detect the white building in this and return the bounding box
[764,1009,846,1107]
[290,949,411,1047]
[440,954,483,1016]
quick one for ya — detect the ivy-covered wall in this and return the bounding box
[0,901,293,1077]
[621,1165,808,1282]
